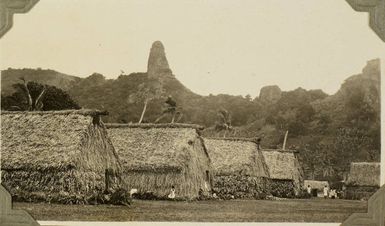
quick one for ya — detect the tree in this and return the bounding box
[1,79,80,111]
[155,96,183,123]
[20,77,45,110]
[333,128,372,170]
[128,77,165,123]
[245,94,252,101]
[215,108,232,138]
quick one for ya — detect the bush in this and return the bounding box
[212,175,270,199]
[132,191,159,200]
[270,180,295,198]
[109,188,131,205]
[296,189,312,199]
[254,192,268,200]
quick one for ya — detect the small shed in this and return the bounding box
[304,180,330,197]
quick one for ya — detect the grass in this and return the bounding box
[14,198,367,222]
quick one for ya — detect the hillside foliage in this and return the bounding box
[1,81,80,111]
[1,59,380,183]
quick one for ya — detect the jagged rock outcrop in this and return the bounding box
[312,58,381,124]
[259,85,282,103]
[362,58,380,80]
[147,41,172,78]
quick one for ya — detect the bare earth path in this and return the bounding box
[14,198,367,222]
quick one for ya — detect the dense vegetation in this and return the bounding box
[1,80,80,111]
[1,59,380,183]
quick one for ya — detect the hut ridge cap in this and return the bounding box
[105,123,204,130]
[0,109,108,116]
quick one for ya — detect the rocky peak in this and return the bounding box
[345,58,381,83]
[259,85,282,103]
[362,58,380,80]
[147,41,172,78]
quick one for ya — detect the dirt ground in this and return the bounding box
[14,198,367,222]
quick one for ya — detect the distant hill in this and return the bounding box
[1,42,380,182]
[312,59,380,128]
[1,68,80,95]
[201,58,380,181]
[68,71,201,123]
[67,41,261,126]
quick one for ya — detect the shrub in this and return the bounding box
[270,180,295,198]
[296,189,312,199]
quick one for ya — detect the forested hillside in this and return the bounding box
[1,68,80,95]
[1,42,380,183]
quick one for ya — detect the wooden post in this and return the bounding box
[282,130,289,150]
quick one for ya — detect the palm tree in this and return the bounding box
[128,78,165,123]
[215,109,232,138]
[155,96,183,123]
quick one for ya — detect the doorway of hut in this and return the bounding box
[205,170,211,189]
[104,168,114,192]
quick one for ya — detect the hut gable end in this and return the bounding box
[261,150,301,181]
[346,162,380,187]
[204,138,269,177]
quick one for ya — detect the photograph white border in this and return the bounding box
[0,0,384,225]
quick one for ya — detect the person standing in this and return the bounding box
[329,188,337,199]
[307,185,312,195]
[323,185,329,199]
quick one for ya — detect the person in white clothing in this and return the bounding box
[323,185,329,199]
[306,185,312,195]
[329,189,337,199]
[168,185,176,199]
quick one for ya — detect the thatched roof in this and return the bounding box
[205,137,260,144]
[106,123,204,130]
[261,149,302,181]
[304,180,329,190]
[106,123,209,173]
[1,109,108,116]
[203,138,269,177]
[346,162,380,187]
[1,110,112,171]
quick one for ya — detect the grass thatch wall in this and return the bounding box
[1,110,121,203]
[344,186,379,200]
[346,162,380,187]
[203,138,270,199]
[344,162,380,200]
[106,124,211,199]
[261,149,304,197]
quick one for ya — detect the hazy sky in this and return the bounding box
[0,0,384,97]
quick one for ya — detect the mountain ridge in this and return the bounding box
[0,41,380,181]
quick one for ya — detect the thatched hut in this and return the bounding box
[106,123,212,200]
[261,149,304,198]
[345,162,380,200]
[1,110,121,204]
[304,180,329,197]
[203,138,271,199]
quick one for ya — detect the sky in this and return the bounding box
[0,0,384,97]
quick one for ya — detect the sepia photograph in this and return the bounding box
[0,0,384,225]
